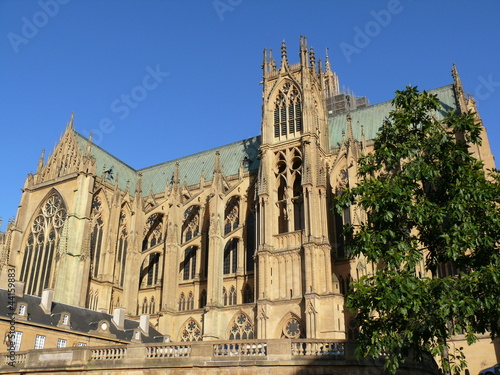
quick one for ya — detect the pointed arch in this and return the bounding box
[20,190,67,296]
[142,213,164,251]
[116,205,130,287]
[272,81,303,139]
[223,238,238,275]
[243,283,253,303]
[227,311,254,340]
[276,312,303,339]
[179,318,202,342]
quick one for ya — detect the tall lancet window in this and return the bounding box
[20,193,67,296]
[89,196,104,279]
[275,148,304,233]
[116,210,129,287]
[274,82,302,138]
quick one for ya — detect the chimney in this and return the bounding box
[40,289,53,314]
[112,307,125,330]
[139,314,150,336]
[14,281,24,298]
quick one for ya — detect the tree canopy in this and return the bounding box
[336,86,500,374]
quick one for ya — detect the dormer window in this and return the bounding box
[18,304,27,316]
[62,314,69,325]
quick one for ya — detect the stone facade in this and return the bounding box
[0,37,497,374]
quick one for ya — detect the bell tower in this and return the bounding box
[256,37,345,340]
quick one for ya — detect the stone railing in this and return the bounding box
[213,341,267,357]
[0,339,438,374]
[146,344,191,358]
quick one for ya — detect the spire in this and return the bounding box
[281,40,288,68]
[213,151,221,175]
[136,172,143,196]
[173,162,180,186]
[66,113,74,130]
[299,35,308,67]
[325,48,332,72]
[86,131,93,156]
[451,63,467,111]
[309,47,316,70]
[269,48,276,71]
[262,48,268,74]
[36,149,45,174]
[347,113,354,142]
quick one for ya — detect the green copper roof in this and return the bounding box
[329,84,458,148]
[74,132,261,196]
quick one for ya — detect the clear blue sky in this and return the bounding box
[1,0,499,229]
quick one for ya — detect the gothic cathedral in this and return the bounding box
[0,37,494,343]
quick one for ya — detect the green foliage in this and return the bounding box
[336,86,500,374]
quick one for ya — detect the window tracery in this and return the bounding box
[178,293,186,311]
[182,206,200,243]
[20,193,67,296]
[180,319,202,342]
[281,316,303,339]
[228,313,254,340]
[142,213,163,251]
[224,197,240,235]
[274,82,302,138]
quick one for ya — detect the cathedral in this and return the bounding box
[0,37,496,373]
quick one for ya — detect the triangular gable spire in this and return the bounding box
[280,40,289,69]
[451,63,467,112]
[36,149,45,174]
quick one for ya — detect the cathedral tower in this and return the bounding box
[256,37,345,339]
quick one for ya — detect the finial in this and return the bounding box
[281,40,288,67]
[325,48,331,72]
[262,48,268,72]
[37,149,45,174]
[309,47,316,68]
[269,48,276,70]
[86,131,93,155]
[347,114,354,141]
[214,151,221,174]
[67,113,74,129]
[173,162,180,185]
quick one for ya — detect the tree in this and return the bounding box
[336,86,500,374]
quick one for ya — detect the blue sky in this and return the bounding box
[1,0,499,229]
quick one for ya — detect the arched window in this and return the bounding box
[222,287,228,306]
[199,289,207,308]
[115,209,129,288]
[229,313,254,340]
[224,197,240,235]
[142,297,148,314]
[223,239,238,275]
[273,82,302,138]
[243,284,253,303]
[229,286,237,305]
[182,206,200,243]
[180,319,202,342]
[150,297,155,314]
[140,252,160,288]
[20,193,67,296]
[178,293,186,311]
[142,214,163,251]
[183,246,197,280]
[187,292,194,310]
